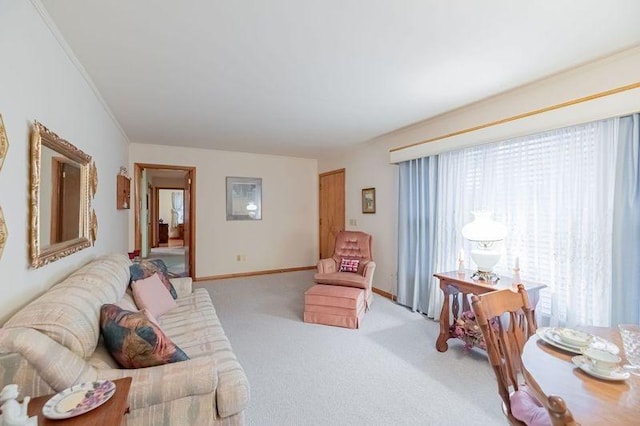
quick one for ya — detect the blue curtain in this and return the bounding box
[397,156,438,312]
[612,113,640,325]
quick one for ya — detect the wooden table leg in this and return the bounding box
[436,281,450,352]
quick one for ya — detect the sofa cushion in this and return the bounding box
[132,273,177,318]
[159,288,250,418]
[130,259,177,299]
[2,254,131,359]
[100,304,189,369]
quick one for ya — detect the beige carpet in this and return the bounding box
[195,271,505,426]
[148,247,186,276]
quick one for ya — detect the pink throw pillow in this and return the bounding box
[339,258,359,273]
[132,273,177,318]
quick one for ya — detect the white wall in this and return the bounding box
[0,2,129,323]
[130,144,318,278]
[319,47,640,295]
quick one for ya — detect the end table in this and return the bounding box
[434,270,545,352]
[27,377,132,425]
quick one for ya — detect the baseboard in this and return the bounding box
[195,265,316,281]
[372,287,397,301]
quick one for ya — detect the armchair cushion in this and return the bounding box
[313,272,369,289]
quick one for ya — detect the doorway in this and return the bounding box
[134,163,196,278]
[318,168,345,259]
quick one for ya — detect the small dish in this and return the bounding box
[537,328,583,354]
[43,380,116,419]
[537,327,620,355]
[558,328,592,347]
[572,355,630,381]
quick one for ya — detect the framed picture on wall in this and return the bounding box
[226,176,262,220]
[362,187,376,214]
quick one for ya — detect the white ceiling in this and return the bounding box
[41,0,640,158]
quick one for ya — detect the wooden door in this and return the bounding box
[319,169,345,259]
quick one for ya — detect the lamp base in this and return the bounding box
[470,270,500,283]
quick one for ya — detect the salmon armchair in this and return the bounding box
[314,231,376,308]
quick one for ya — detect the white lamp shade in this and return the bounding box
[461,211,507,242]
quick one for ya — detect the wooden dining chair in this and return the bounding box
[546,395,577,426]
[471,284,538,425]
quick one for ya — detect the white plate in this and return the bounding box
[537,327,620,355]
[572,356,630,381]
[43,380,116,420]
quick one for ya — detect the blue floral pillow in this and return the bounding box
[100,304,189,369]
[129,258,177,299]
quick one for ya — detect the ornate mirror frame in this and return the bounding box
[30,122,95,268]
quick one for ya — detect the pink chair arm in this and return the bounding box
[363,261,376,288]
[317,258,337,274]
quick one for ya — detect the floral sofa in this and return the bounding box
[0,254,249,425]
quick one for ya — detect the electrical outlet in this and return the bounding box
[349,219,357,226]
[236,255,241,261]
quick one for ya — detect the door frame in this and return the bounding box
[134,163,196,278]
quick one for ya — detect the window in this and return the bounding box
[433,119,617,326]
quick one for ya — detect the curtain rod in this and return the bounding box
[389,81,640,153]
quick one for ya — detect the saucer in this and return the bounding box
[572,356,630,381]
[538,327,620,355]
[43,380,116,419]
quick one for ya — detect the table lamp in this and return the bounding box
[461,211,507,282]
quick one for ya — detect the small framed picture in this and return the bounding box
[362,187,376,214]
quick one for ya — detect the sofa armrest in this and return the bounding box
[169,277,193,298]
[317,258,337,274]
[0,328,97,393]
[96,355,217,411]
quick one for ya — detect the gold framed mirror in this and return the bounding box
[30,122,94,268]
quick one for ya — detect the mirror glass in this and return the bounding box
[30,122,95,268]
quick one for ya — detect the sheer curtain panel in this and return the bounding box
[171,191,184,227]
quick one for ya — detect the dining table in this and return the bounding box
[521,326,640,425]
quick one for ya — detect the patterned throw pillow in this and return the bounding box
[100,304,189,369]
[339,258,360,273]
[129,259,177,299]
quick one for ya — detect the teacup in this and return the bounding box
[559,328,592,347]
[582,347,621,373]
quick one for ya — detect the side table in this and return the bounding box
[434,270,545,352]
[27,377,132,426]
